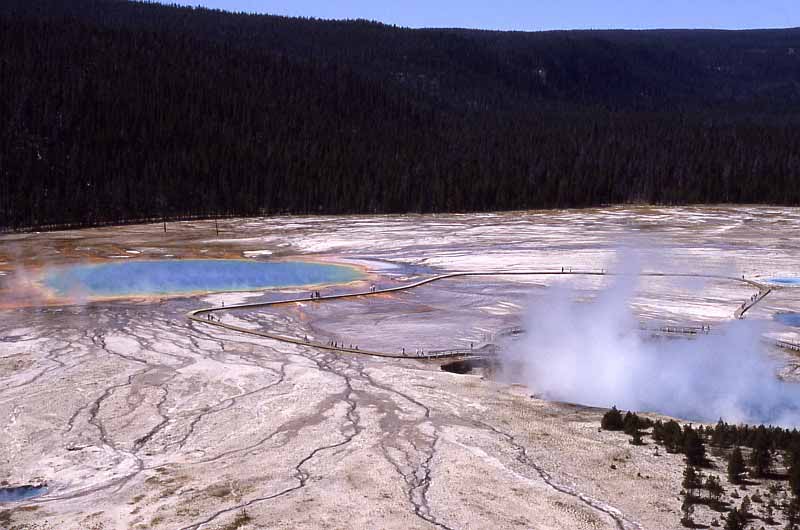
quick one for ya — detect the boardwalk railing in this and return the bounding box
[639,324,712,335]
[776,339,800,352]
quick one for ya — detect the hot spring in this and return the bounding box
[43,259,362,298]
[767,278,800,286]
[775,312,800,327]
[0,485,48,502]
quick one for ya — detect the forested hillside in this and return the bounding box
[2,0,800,229]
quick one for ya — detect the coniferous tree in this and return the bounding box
[601,406,625,431]
[749,434,771,478]
[723,507,743,530]
[683,465,702,500]
[738,496,751,520]
[711,419,727,447]
[762,498,775,524]
[623,412,639,436]
[728,447,746,485]
[663,420,683,453]
[786,496,800,530]
[789,446,800,497]
[630,429,644,446]
[652,420,665,445]
[680,497,695,528]
[705,475,724,508]
[684,427,706,467]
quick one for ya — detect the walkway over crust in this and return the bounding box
[188,269,772,359]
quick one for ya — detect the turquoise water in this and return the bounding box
[44,260,362,297]
[0,485,47,502]
[768,278,800,286]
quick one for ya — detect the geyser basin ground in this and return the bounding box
[6,207,800,530]
[42,259,362,297]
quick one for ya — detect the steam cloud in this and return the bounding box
[503,259,800,426]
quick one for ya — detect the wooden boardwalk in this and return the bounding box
[188,269,774,360]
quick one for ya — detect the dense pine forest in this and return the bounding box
[2,0,800,229]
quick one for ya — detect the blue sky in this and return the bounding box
[168,1,799,31]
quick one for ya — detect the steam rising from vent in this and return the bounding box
[503,260,800,426]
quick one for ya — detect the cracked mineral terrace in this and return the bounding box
[3,206,800,529]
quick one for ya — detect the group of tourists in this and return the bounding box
[741,292,761,308]
[558,266,608,274]
[310,291,322,300]
[326,340,359,350]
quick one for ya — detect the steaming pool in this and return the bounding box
[43,259,362,297]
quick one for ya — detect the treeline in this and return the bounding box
[602,408,800,528]
[2,1,800,229]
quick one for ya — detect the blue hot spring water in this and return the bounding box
[768,278,800,286]
[0,485,48,502]
[775,312,800,327]
[44,259,362,297]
